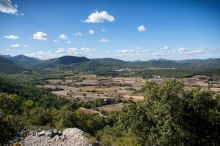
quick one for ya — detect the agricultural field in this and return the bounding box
[37,75,146,101]
[36,74,220,116]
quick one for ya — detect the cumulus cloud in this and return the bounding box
[137,25,146,32]
[75,32,82,37]
[116,48,146,54]
[59,34,68,40]
[25,51,54,59]
[99,38,108,43]
[115,46,206,60]
[178,47,187,52]
[25,47,95,59]
[88,29,95,35]
[33,32,47,41]
[53,39,59,43]
[10,44,20,48]
[4,34,18,40]
[190,49,205,55]
[0,0,18,15]
[82,10,115,23]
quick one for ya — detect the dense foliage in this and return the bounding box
[97,80,220,145]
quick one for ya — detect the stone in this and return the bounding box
[57,130,62,136]
[60,135,66,141]
[13,128,90,146]
[45,130,54,138]
[37,130,46,137]
[53,129,58,135]
[53,135,60,141]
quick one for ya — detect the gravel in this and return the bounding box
[15,128,90,146]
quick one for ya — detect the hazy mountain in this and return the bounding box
[175,58,220,67]
[54,56,90,65]
[12,55,41,67]
[34,56,90,69]
[93,58,129,67]
[1,54,220,73]
[0,55,25,73]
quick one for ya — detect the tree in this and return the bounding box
[112,80,220,145]
[22,99,34,110]
[0,93,23,145]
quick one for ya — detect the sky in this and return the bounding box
[0,0,220,61]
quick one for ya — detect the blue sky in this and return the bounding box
[0,0,220,60]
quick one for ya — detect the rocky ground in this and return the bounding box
[13,128,91,146]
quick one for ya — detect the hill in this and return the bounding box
[35,56,90,69]
[1,54,220,73]
[0,55,25,73]
[12,55,41,67]
[54,56,89,65]
[175,58,220,67]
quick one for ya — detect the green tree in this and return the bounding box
[22,99,34,110]
[119,80,220,145]
[0,93,23,145]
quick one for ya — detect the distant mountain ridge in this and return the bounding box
[0,54,220,73]
[0,55,25,73]
[52,56,90,65]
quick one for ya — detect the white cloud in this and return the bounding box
[178,47,187,52]
[25,47,95,59]
[114,46,207,60]
[101,29,105,32]
[25,51,54,59]
[99,38,108,43]
[59,34,68,40]
[4,34,18,40]
[0,0,18,15]
[88,29,95,35]
[10,44,20,48]
[177,48,187,54]
[75,32,82,37]
[190,49,205,54]
[176,48,206,56]
[137,25,146,32]
[53,39,59,43]
[33,32,47,41]
[82,10,115,23]
[116,47,147,54]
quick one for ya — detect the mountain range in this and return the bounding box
[0,54,220,73]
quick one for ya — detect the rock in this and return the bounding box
[31,131,37,136]
[53,129,58,135]
[60,135,66,141]
[37,130,46,137]
[45,130,54,138]
[53,135,60,141]
[63,128,84,136]
[15,128,90,146]
[57,130,62,136]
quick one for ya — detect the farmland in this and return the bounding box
[35,74,220,114]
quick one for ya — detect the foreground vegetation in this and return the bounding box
[97,80,220,145]
[1,75,220,145]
